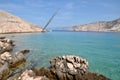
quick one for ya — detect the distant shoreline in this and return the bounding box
[1,30,120,35]
[0,31,42,34]
[53,30,120,33]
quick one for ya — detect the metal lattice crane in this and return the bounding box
[42,9,60,32]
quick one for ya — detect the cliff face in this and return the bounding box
[0,10,43,33]
[69,18,120,32]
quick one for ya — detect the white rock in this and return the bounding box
[0,52,12,61]
[19,70,49,80]
[67,63,74,70]
[74,63,81,68]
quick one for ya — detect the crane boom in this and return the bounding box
[42,9,60,32]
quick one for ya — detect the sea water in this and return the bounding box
[2,31,120,80]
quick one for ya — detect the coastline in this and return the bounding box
[0,31,42,34]
[0,36,110,80]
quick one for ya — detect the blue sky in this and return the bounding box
[0,0,120,29]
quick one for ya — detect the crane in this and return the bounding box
[42,9,60,32]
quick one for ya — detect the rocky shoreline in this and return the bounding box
[0,37,110,80]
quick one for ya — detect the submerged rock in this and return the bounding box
[0,37,5,39]
[19,50,30,54]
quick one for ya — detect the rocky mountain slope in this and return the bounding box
[0,10,43,33]
[69,18,120,32]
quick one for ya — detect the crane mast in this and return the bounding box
[42,9,60,32]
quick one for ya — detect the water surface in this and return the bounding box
[2,31,120,80]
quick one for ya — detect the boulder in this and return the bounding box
[0,52,12,65]
[50,55,89,80]
[0,38,14,54]
[18,69,49,80]
[0,50,29,80]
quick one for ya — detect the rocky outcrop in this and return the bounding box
[8,68,54,80]
[0,37,29,80]
[0,10,43,33]
[0,50,30,80]
[69,18,120,32]
[0,37,14,54]
[6,55,110,80]
[17,69,49,80]
[49,55,110,80]
[50,55,88,80]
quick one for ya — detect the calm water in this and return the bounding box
[2,31,120,80]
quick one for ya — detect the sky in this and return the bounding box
[0,0,120,29]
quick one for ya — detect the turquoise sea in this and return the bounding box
[2,31,120,80]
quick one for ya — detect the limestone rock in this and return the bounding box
[50,55,89,80]
[69,18,120,32]
[0,38,30,80]
[0,52,12,64]
[0,50,29,80]
[18,69,49,80]
[0,10,43,33]
[7,55,110,80]
[0,38,14,54]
